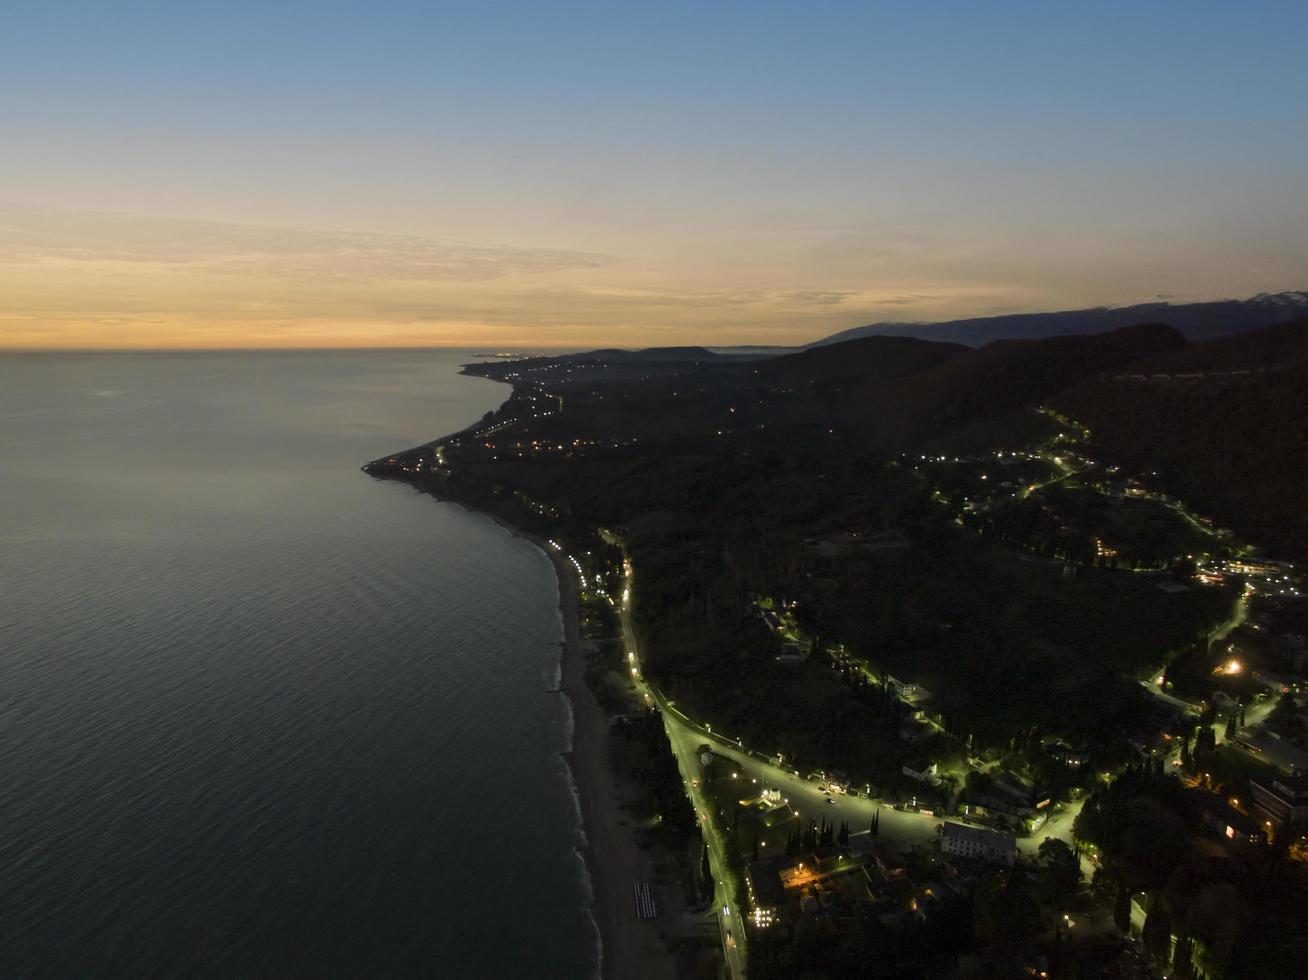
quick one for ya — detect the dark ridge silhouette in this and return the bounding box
[742,334,968,387]
[835,323,1188,448]
[810,290,1308,348]
[562,345,727,363]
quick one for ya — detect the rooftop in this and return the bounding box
[1254,776,1308,802]
[942,822,1017,852]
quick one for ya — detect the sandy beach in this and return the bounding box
[538,539,679,980]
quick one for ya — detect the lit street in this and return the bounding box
[601,538,1092,979]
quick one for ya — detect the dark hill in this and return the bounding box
[812,290,1308,348]
[842,323,1188,449]
[1054,319,1308,560]
[746,334,968,387]
[563,346,725,363]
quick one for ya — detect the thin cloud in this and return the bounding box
[0,205,609,283]
[782,290,854,306]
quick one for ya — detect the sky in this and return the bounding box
[2,0,1306,350]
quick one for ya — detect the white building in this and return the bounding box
[940,822,1017,866]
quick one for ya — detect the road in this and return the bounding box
[1137,593,1308,775]
[611,553,746,980]
[658,697,1085,858]
[600,537,1089,980]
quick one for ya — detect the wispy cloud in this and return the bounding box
[0,205,609,283]
[781,290,854,306]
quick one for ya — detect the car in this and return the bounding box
[825,796,835,804]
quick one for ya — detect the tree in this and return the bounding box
[1272,690,1297,723]
[870,811,880,838]
[1074,768,1192,892]
[1173,934,1195,978]
[1142,900,1172,962]
[1225,712,1239,741]
[1037,837,1081,903]
[1089,867,1116,908]
[974,869,1042,945]
[1113,887,1132,934]
[838,820,850,846]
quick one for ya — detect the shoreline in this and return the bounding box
[409,497,676,980]
[365,366,678,980]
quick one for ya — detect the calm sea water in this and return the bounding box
[0,350,595,978]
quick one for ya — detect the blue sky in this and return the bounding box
[2,1,1305,347]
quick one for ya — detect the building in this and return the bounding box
[939,823,1017,865]
[994,770,1037,804]
[1249,776,1308,831]
[1046,741,1091,770]
[870,841,907,878]
[1252,670,1303,696]
[746,856,792,927]
[902,759,939,783]
[887,675,933,706]
[1191,791,1266,847]
[1227,558,1292,577]
[776,641,806,663]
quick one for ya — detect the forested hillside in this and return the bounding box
[1055,319,1308,560]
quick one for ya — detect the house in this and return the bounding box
[939,823,1017,866]
[1191,791,1266,847]
[1046,741,1091,769]
[776,641,806,663]
[1249,776,1308,831]
[870,841,907,878]
[902,759,938,783]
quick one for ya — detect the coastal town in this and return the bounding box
[366,319,1308,979]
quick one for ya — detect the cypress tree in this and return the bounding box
[1113,888,1132,935]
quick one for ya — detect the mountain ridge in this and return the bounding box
[810,290,1308,348]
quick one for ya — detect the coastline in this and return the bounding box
[364,371,679,980]
[460,505,677,980]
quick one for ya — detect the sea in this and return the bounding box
[0,350,597,977]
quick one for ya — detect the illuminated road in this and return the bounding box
[657,698,1084,859]
[1135,592,1308,775]
[609,551,745,980]
[597,536,1089,980]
